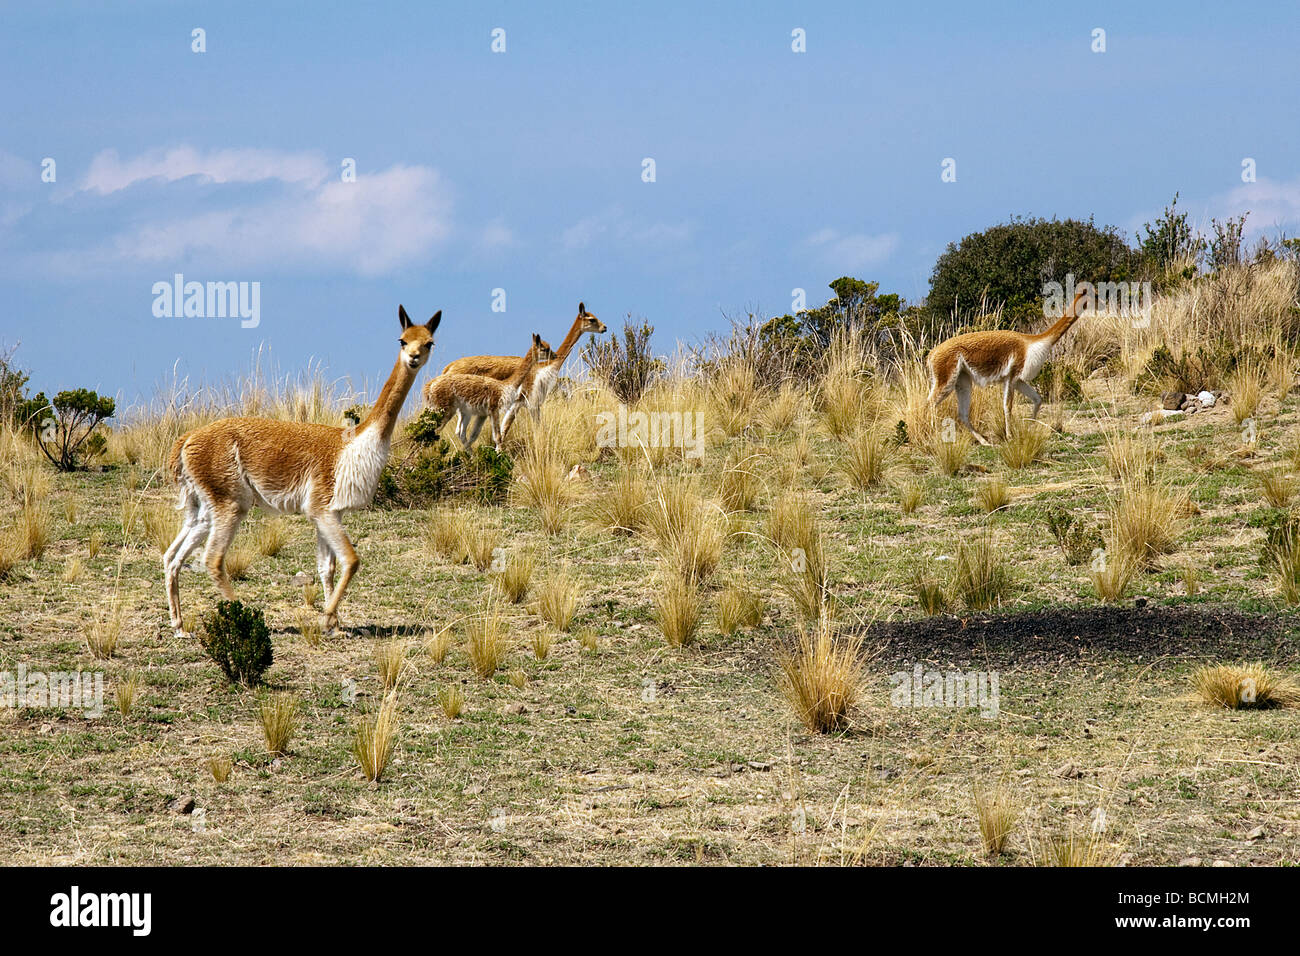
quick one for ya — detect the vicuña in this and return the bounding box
[441,301,606,421]
[163,305,441,636]
[423,332,550,453]
[927,290,1088,445]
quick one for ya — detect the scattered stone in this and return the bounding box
[1162,391,1185,410]
[1211,859,1233,867]
[290,572,312,586]
[1054,762,1082,779]
[463,783,484,796]
[1140,409,1183,425]
[1246,825,1266,841]
[1197,390,1216,407]
[566,464,589,482]
[503,702,527,716]
[168,795,196,815]
[748,761,772,772]
[1179,857,1202,867]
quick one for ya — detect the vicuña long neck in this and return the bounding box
[552,316,588,365]
[360,358,417,441]
[509,347,541,396]
[1031,293,1087,345]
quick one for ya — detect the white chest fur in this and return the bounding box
[332,424,391,511]
[1022,338,1055,381]
[529,362,561,408]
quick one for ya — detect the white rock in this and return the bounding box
[1140,410,1183,425]
[1197,390,1216,407]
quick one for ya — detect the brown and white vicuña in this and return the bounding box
[163,305,441,636]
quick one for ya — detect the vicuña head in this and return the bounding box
[164,305,441,637]
[927,289,1088,445]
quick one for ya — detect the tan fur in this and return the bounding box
[441,302,607,404]
[927,291,1087,445]
[422,333,547,452]
[163,305,441,636]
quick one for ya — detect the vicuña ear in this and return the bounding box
[425,310,442,334]
[533,333,542,347]
[578,302,586,315]
[399,305,412,330]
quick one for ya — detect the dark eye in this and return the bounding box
[399,339,406,347]
[423,343,431,350]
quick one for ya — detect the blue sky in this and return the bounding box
[2,0,1298,404]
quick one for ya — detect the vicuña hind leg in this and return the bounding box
[1003,380,1016,440]
[202,503,248,602]
[315,529,336,597]
[164,502,210,635]
[1015,380,1043,419]
[955,375,991,446]
[313,511,359,634]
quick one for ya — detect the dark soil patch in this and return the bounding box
[860,604,1299,669]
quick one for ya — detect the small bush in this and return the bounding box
[200,600,274,685]
[583,317,663,405]
[1044,507,1102,566]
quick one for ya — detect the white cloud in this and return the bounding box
[800,228,899,272]
[30,147,455,276]
[1215,176,1300,237]
[81,146,330,194]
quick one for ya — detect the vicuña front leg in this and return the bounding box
[955,377,992,446]
[314,511,360,633]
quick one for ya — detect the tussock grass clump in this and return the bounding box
[85,607,123,660]
[20,500,49,560]
[534,570,578,632]
[767,490,816,552]
[0,530,20,580]
[114,672,140,718]
[531,627,554,660]
[951,533,1013,611]
[655,574,702,647]
[776,615,864,733]
[506,668,527,688]
[975,477,1009,514]
[577,629,599,652]
[1191,663,1299,709]
[496,550,534,603]
[253,517,290,557]
[425,627,453,665]
[353,693,399,782]
[1228,360,1265,425]
[647,479,725,583]
[974,785,1020,857]
[207,755,233,783]
[223,544,254,581]
[1104,429,1159,483]
[295,608,323,647]
[460,524,501,572]
[140,502,180,554]
[841,428,890,489]
[1179,561,1200,596]
[1109,480,1188,569]
[716,582,763,635]
[761,382,803,433]
[913,570,948,616]
[423,508,467,562]
[1091,546,1137,603]
[437,685,464,719]
[898,481,924,515]
[997,421,1049,469]
[258,693,298,756]
[586,467,646,535]
[511,440,571,534]
[927,430,972,476]
[819,366,866,441]
[717,450,761,512]
[62,556,83,583]
[464,606,508,677]
[374,641,407,691]
[1034,828,1117,867]
[86,529,103,560]
[1260,470,1297,508]
[708,361,759,438]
